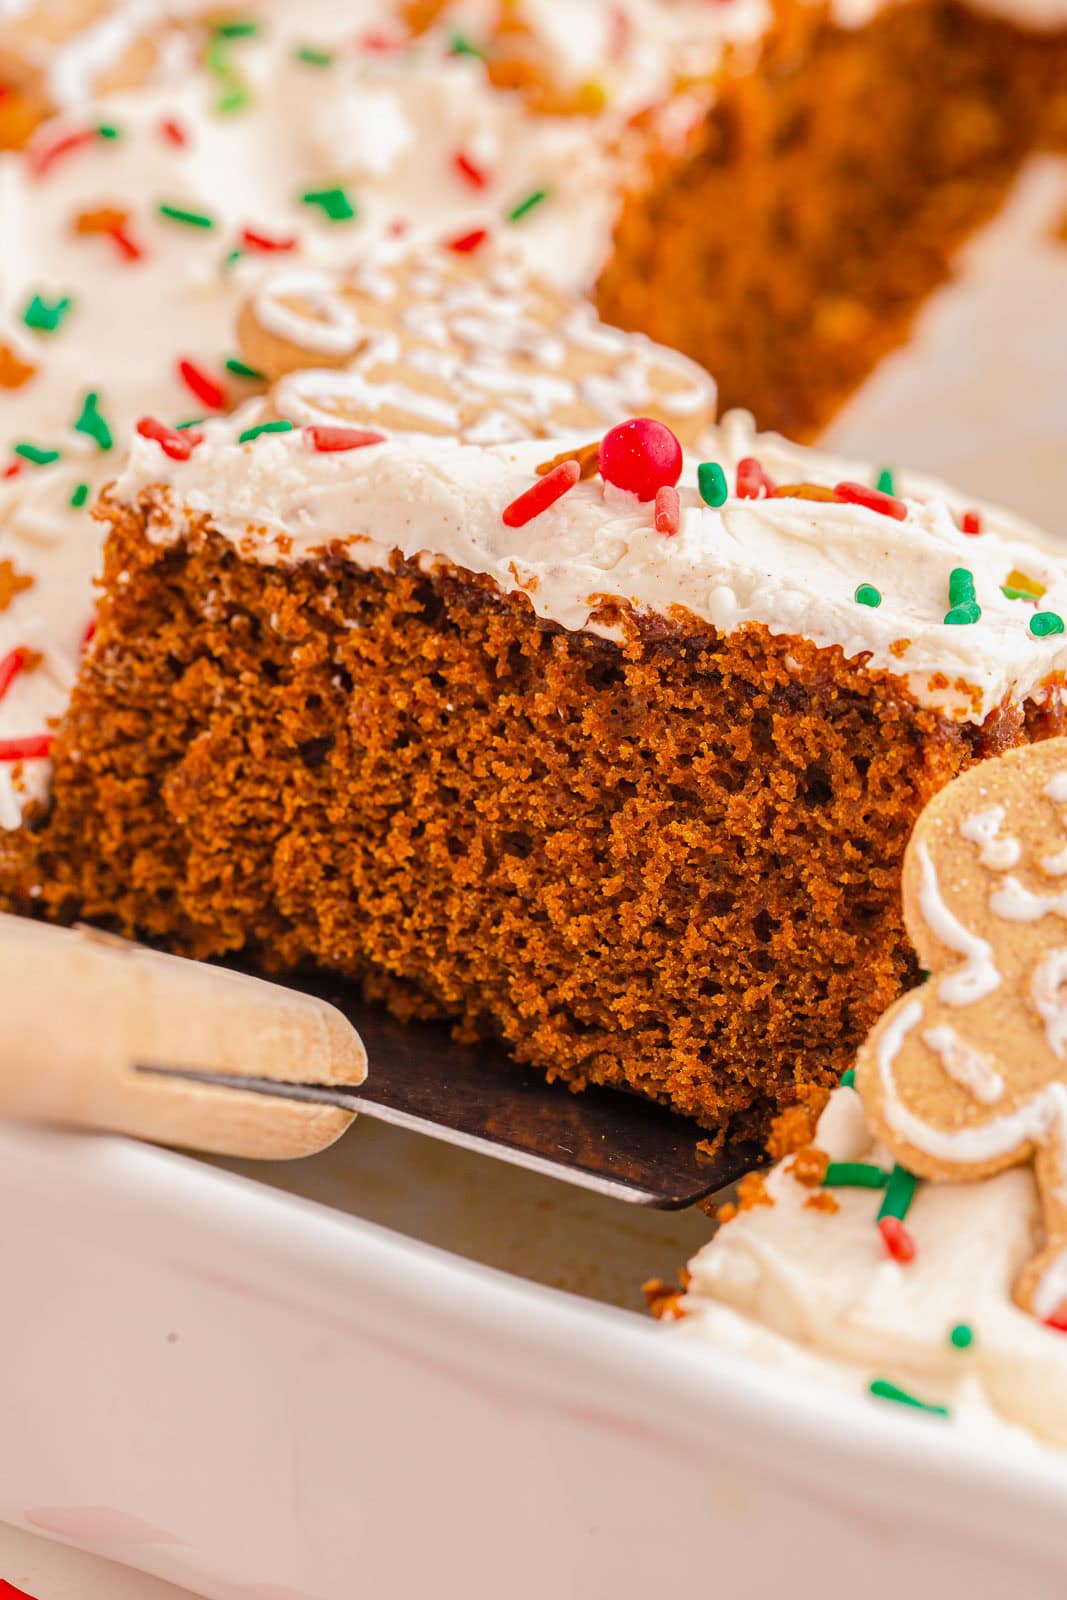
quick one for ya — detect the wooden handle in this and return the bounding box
[0,915,366,1159]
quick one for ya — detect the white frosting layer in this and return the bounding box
[113,406,1067,723]
[676,1086,1067,1452]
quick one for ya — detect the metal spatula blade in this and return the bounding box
[143,972,759,1208]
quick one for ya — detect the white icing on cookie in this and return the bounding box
[916,841,1001,1004]
[1030,948,1067,1061]
[990,876,1067,923]
[959,806,1021,871]
[922,1024,1005,1104]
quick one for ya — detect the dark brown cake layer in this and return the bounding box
[596,1,1067,440]
[10,499,1066,1137]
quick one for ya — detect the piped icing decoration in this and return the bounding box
[240,247,716,447]
[854,738,1067,1329]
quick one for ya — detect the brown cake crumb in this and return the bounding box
[717,1171,775,1224]
[790,1146,831,1188]
[643,1278,687,1319]
[536,442,601,479]
[766,1104,818,1161]
[805,1191,841,1215]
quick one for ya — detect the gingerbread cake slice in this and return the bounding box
[11,398,1067,1139]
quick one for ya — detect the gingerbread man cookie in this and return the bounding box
[236,244,717,447]
[855,736,1067,1324]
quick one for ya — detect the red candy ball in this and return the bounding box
[598,418,682,502]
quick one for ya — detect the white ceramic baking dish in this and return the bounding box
[0,1120,1065,1600]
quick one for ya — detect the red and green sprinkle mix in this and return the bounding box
[238,418,295,444]
[137,415,200,460]
[834,479,906,521]
[507,188,548,224]
[301,187,357,222]
[23,293,72,333]
[177,357,226,411]
[697,461,728,508]
[158,202,215,230]
[944,567,980,626]
[502,460,580,528]
[73,391,112,451]
[869,1378,948,1418]
[821,1162,890,1189]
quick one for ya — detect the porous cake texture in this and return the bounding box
[10,409,1067,1136]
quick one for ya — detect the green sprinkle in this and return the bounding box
[877,1164,918,1223]
[1031,611,1066,638]
[301,187,357,222]
[870,1379,949,1418]
[1002,585,1037,602]
[949,1323,975,1351]
[697,461,728,508]
[205,34,233,74]
[854,583,881,608]
[840,1068,856,1088]
[876,468,895,496]
[174,418,205,430]
[14,442,60,466]
[920,968,932,982]
[222,248,244,271]
[822,1162,891,1189]
[69,481,90,509]
[215,83,250,114]
[295,45,334,66]
[948,567,976,608]
[23,293,72,334]
[238,419,295,445]
[72,391,113,452]
[449,31,484,58]
[508,188,549,223]
[158,202,215,230]
[95,122,120,141]
[225,357,264,380]
[944,601,981,626]
[212,18,259,36]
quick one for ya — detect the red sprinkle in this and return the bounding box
[446,226,489,255]
[835,480,908,521]
[241,226,299,253]
[1045,1308,1067,1333]
[599,418,683,502]
[735,457,768,499]
[358,28,407,52]
[305,425,385,453]
[109,222,144,262]
[0,1581,40,1599]
[0,646,27,701]
[82,617,97,648]
[160,116,188,147]
[961,510,982,535]
[2,461,23,480]
[453,149,489,189]
[654,484,681,537]
[136,415,200,460]
[502,460,581,528]
[878,1216,916,1263]
[0,733,53,760]
[177,357,226,412]
[28,125,96,177]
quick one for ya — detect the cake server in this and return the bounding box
[0,915,753,1206]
